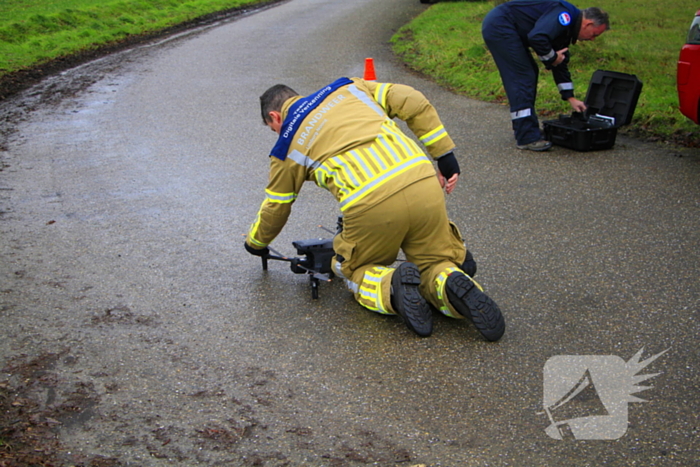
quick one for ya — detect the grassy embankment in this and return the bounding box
[0,0,697,145]
[391,0,699,146]
[0,0,269,79]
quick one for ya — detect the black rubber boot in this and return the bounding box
[390,262,433,337]
[445,272,505,341]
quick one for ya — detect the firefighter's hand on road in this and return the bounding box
[244,242,270,257]
[568,97,587,113]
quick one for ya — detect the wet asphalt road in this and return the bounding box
[1,0,699,465]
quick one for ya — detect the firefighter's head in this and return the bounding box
[260,84,299,134]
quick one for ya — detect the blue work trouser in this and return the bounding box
[482,9,543,146]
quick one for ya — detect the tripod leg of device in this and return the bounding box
[311,276,319,299]
[262,255,268,271]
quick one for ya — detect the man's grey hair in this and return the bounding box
[582,7,610,30]
[260,84,299,124]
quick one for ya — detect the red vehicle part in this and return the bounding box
[677,10,700,124]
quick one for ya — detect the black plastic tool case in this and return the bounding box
[543,70,643,151]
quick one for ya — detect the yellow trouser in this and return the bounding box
[332,176,468,318]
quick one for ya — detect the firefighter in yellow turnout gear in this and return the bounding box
[245,77,505,340]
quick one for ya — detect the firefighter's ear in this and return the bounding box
[266,111,283,134]
[267,110,280,122]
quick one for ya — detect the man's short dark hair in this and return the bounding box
[583,7,610,30]
[260,84,299,124]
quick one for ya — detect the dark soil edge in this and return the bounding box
[0,0,288,101]
[2,0,698,148]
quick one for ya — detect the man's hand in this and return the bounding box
[244,242,270,257]
[438,172,459,195]
[553,47,568,67]
[568,97,587,113]
[437,151,461,195]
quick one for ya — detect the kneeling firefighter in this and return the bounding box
[244,77,505,340]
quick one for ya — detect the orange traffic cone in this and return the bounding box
[364,58,376,81]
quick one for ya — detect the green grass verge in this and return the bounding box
[0,0,268,76]
[1,0,697,145]
[391,0,699,145]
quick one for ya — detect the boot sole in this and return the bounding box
[392,262,433,337]
[516,143,552,151]
[445,273,505,341]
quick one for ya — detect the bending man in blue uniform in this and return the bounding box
[482,0,609,151]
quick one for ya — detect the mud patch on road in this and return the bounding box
[89,305,159,327]
[1,350,119,467]
[2,345,423,466]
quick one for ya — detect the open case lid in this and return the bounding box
[584,70,643,127]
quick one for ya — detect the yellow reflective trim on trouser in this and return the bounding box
[435,267,461,318]
[358,266,393,314]
[435,267,485,318]
[420,125,448,147]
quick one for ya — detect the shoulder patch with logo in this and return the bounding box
[558,12,572,26]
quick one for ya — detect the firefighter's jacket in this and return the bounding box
[247,78,455,249]
[495,0,582,101]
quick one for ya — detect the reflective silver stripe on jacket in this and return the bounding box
[538,49,556,61]
[288,149,322,170]
[557,82,574,92]
[347,84,385,118]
